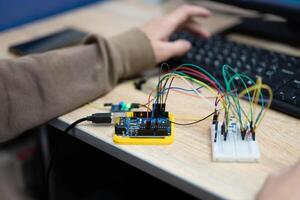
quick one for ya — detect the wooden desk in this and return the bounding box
[1,0,299,199]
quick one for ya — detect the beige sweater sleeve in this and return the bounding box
[0,28,156,142]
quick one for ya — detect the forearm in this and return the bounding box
[0,28,155,142]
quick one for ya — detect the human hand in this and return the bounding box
[257,161,300,200]
[141,5,211,63]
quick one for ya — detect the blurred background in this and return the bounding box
[0,0,299,199]
[0,0,104,31]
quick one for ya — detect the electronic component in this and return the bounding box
[113,111,174,145]
[211,117,260,162]
[89,113,113,124]
[104,102,140,113]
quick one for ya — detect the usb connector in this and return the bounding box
[87,113,112,124]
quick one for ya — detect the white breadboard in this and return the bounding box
[211,118,260,162]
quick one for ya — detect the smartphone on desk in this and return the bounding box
[9,27,88,56]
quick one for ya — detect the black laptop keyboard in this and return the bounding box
[169,32,300,118]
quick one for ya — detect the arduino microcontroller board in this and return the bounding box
[113,111,174,145]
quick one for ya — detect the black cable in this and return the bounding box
[45,116,90,198]
[170,110,217,126]
[160,76,169,104]
[164,77,175,104]
[64,117,90,134]
[45,112,113,195]
[157,63,170,105]
[157,65,163,104]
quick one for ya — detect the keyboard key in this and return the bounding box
[280,68,296,75]
[276,91,286,101]
[286,94,297,105]
[288,79,300,89]
[254,67,265,75]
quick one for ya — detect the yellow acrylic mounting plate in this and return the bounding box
[113,112,174,145]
